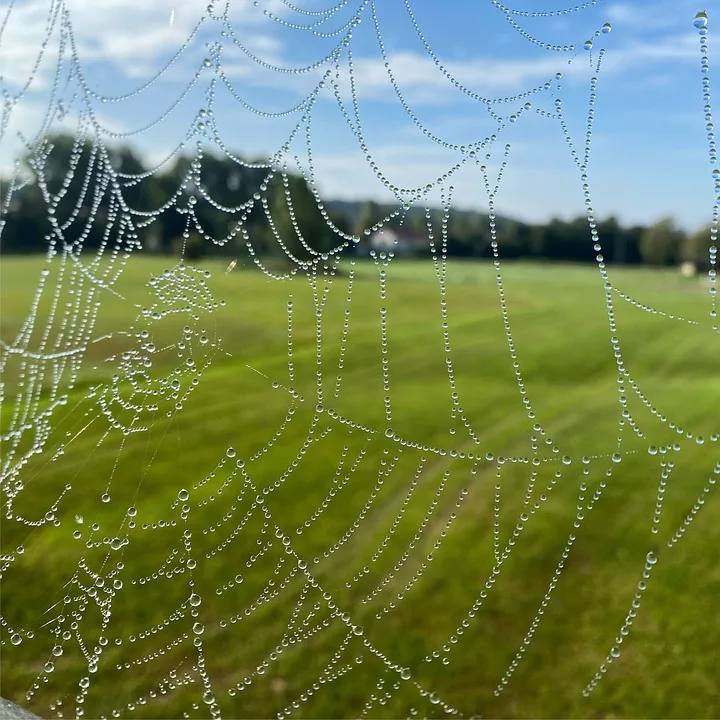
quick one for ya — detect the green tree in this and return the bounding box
[195,151,269,253]
[598,216,624,263]
[639,217,685,266]
[268,173,333,264]
[1,134,112,253]
[173,232,205,261]
[355,199,380,236]
[108,145,153,211]
[328,210,352,238]
[682,225,713,270]
[4,134,159,254]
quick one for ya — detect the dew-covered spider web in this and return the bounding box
[1,0,719,718]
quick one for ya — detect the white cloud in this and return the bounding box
[0,95,130,174]
[1,0,700,114]
[605,3,648,26]
[0,0,288,89]
[0,0,706,232]
[339,31,699,106]
[605,0,699,31]
[343,51,574,101]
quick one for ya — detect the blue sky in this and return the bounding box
[0,0,715,231]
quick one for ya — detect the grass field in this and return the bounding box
[1,254,719,719]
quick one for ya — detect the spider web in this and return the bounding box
[1,1,719,718]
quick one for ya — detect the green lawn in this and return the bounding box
[1,254,719,719]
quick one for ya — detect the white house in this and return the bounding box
[368,227,427,257]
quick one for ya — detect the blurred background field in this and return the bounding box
[2,254,719,718]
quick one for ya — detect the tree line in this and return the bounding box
[0,133,712,269]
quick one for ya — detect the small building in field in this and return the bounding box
[680,254,714,277]
[369,227,427,257]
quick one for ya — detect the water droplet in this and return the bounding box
[583,39,593,50]
[601,22,612,33]
[400,668,411,680]
[189,593,202,607]
[226,447,236,458]
[193,622,204,635]
[694,11,708,29]
[10,634,22,646]
[646,551,657,565]
[178,489,189,502]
